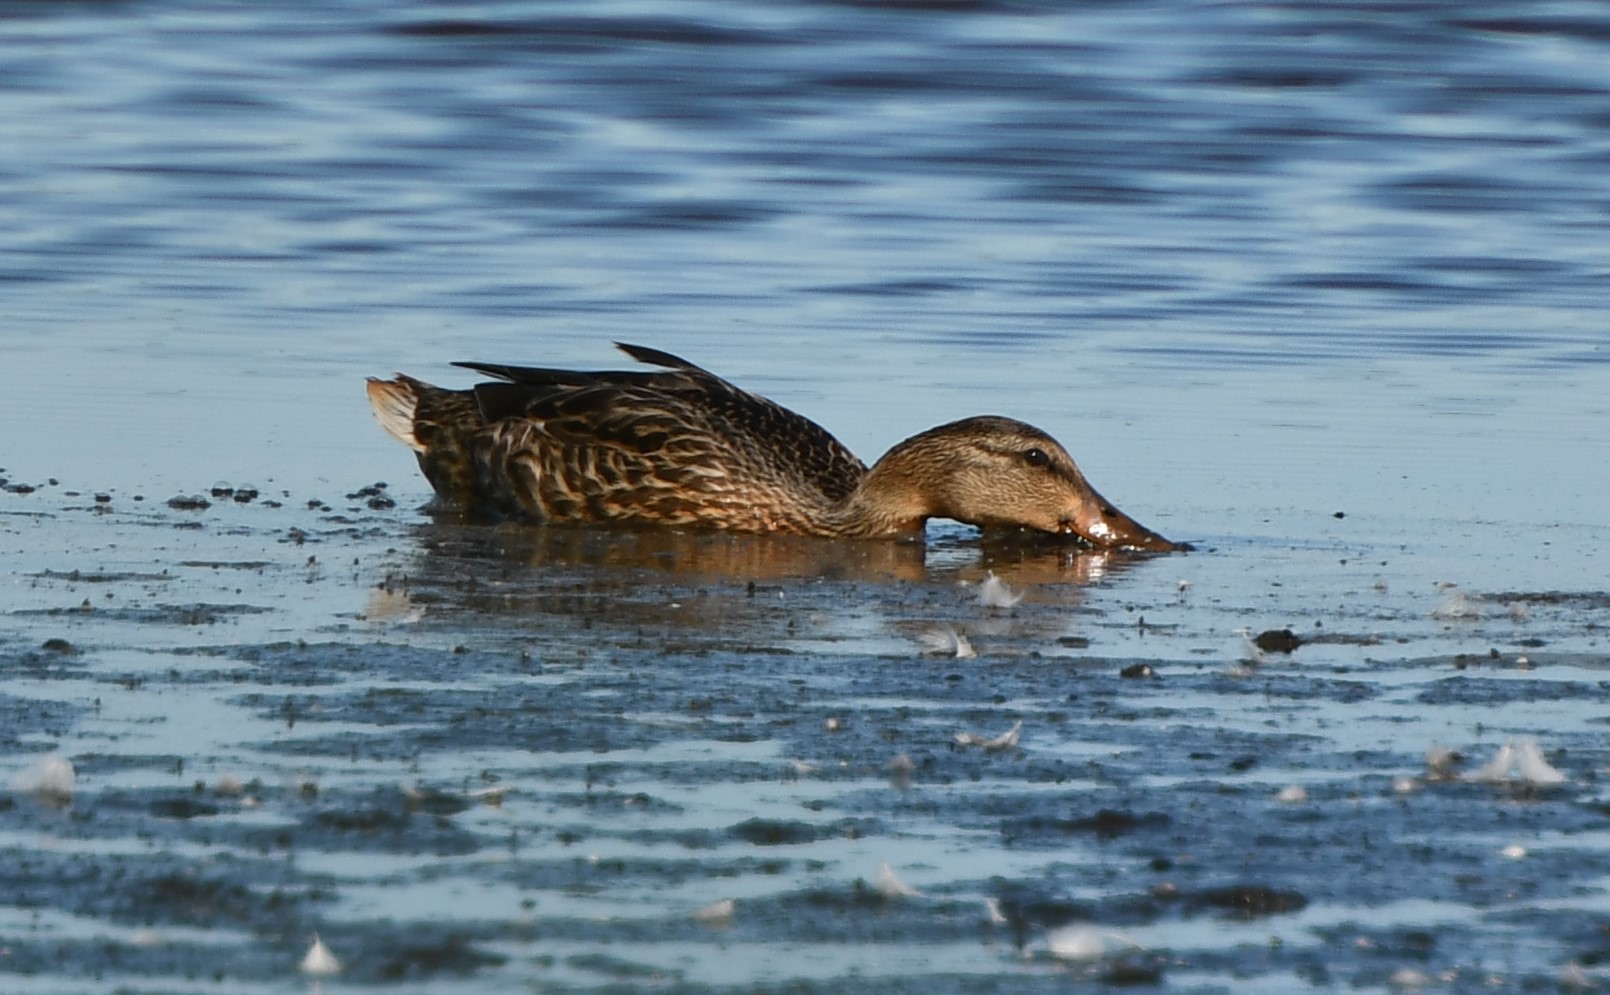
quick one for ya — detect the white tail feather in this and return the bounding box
[366,377,425,453]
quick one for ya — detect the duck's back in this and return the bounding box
[382,344,868,533]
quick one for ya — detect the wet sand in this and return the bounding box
[4,479,1608,993]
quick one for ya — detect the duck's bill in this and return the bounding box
[1060,489,1188,552]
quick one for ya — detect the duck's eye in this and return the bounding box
[1023,447,1051,468]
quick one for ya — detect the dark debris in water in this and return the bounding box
[999,808,1171,843]
[20,602,274,625]
[1253,627,1303,653]
[1188,883,1309,919]
[730,816,873,846]
[166,494,211,511]
[369,932,507,982]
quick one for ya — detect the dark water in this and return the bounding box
[3,2,1610,992]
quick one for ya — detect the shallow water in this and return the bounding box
[3,1,1610,992]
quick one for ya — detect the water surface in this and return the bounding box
[2,1,1609,992]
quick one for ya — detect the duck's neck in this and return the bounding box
[820,433,947,539]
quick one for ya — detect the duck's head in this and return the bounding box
[866,416,1184,551]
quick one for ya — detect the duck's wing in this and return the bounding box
[451,342,706,388]
[454,344,868,502]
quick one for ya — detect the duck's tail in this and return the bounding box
[365,376,427,453]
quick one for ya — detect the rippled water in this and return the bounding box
[5,0,1609,510]
[3,2,1610,992]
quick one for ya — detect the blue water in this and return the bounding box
[3,3,1610,991]
[3,0,1607,546]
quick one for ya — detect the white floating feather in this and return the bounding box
[875,862,923,898]
[983,896,1009,925]
[955,719,1023,751]
[1233,627,1267,666]
[692,898,735,924]
[1513,737,1568,786]
[977,572,1025,608]
[1559,961,1596,991]
[1046,925,1142,961]
[1464,740,1516,784]
[919,625,976,659]
[300,934,341,976]
[1461,737,1568,788]
[12,752,75,805]
[129,928,166,948]
[1431,591,1482,620]
[1389,967,1433,988]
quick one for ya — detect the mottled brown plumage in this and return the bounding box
[366,343,1182,550]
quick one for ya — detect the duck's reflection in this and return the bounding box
[418,516,932,583]
[405,514,1161,583]
[375,514,1170,648]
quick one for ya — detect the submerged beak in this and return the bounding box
[1063,485,1186,552]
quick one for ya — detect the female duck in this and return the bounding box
[366,343,1182,551]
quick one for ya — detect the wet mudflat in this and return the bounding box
[4,482,1609,994]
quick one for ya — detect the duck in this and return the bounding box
[366,343,1183,551]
